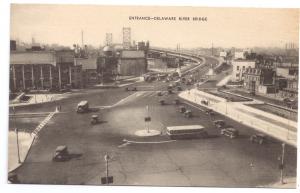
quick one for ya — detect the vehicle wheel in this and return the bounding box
[230,134,234,139]
[259,139,263,145]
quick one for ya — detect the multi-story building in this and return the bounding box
[275,63,298,98]
[231,60,256,81]
[243,68,275,94]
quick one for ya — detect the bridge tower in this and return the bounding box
[123,27,131,50]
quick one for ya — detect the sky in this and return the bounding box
[10,4,299,49]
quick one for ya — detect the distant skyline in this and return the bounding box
[10,4,299,49]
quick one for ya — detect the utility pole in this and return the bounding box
[146,105,149,133]
[211,42,214,56]
[81,30,84,48]
[15,127,21,163]
[13,107,21,163]
[280,143,286,184]
[104,154,109,184]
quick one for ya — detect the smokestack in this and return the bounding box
[81,30,84,48]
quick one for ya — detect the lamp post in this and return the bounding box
[104,154,110,184]
[13,107,21,163]
[15,127,21,164]
[280,143,286,184]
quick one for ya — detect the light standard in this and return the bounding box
[13,106,21,164]
[278,143,286,184]
[104,154,110,184]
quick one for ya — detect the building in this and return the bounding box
[231,60,255,81]
[10,50,81,91]
[275,63,298,98]
[75,57,98,86]
[219,51,227,58]
[147,58,167,70]
[118,50,147,76]
[276,66,298,79]
[244,68,275,94]
[234,51,246,60]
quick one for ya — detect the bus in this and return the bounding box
[166,125,208,139]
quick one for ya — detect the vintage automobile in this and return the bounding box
[91,115,100,125]
[179,106,186,113]
[77,100,89,113]
[213,120,225,128]
[157,91,163,96]
[250,133,266,144]
[125,87,137,91]
[220,126,239,139]
[184,110,193,118]
[205,109,215,116]
[52,145,70,162]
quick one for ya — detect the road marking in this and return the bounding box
[120,138,176,146]
[31,111,56,137]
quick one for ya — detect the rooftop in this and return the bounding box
[121,50,145,59]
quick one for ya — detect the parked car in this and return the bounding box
[220,126,239,138]
[179,106,186,113]
[213,120,225,128]
[205,109,215,115]
[250,133,266,144]
[184,110,193,118]
[52,145,70,162]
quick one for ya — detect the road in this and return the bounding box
[10,57,297,187]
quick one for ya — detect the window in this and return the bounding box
[242,66,245,70]
[237,66,240,70]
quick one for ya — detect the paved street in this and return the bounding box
[11,77,297,187]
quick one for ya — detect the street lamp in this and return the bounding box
[13,107,21,163]
[278,143,286,184]
[15,128,21,164]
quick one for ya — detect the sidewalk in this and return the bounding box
[8,130,34,172]
[9,93,66,107]
[179,89,297,147]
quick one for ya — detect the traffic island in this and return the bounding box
[134,129,161,137]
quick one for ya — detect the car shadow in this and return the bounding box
[206,134,220,139]
[88,108,100,112]
[68,153,83,160]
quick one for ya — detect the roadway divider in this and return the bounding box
[178,89,297,147]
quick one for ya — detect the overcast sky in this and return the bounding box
[10,4,299,49]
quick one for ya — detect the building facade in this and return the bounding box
[231,60,256,81]
[10,50,81,91]
[118,50,147,76]
[243,68,275,94]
